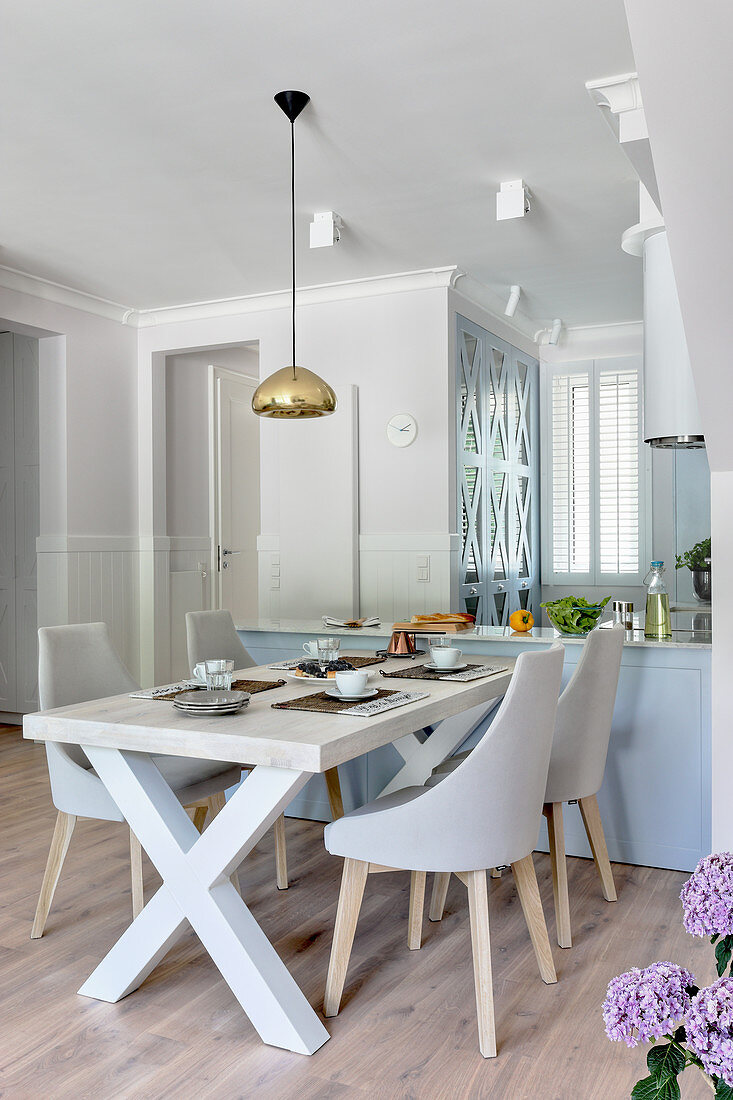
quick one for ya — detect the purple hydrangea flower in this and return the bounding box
[686,978,733,1086]
[680,853,733,938]
[603,962,695,1048]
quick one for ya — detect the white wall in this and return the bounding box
[0,284,141,678]
[137,282,457,676]
[624,0,731,846]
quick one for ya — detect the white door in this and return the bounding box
[211,368,260,621]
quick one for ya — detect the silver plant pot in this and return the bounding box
[691,568,711,602]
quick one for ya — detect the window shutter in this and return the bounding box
[598,367,640,575]
[551,370,591,574]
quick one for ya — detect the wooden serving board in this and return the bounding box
[392,621,474,633]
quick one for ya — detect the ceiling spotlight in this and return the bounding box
[310,211,343,248]
[548,319,563,345]
[504,285,521,317]
[496,180,531,221]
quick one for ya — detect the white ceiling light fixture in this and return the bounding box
[496,180,531,221]
[548,318,563,345]
[310,211,343,248]
[504,284,521,317]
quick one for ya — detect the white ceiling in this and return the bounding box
[2,0,641,325]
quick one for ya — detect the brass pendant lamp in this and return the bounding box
[252,90,337,418]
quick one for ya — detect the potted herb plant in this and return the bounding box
[676,537,711,602]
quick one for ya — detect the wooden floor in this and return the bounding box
[0,727,713,1099]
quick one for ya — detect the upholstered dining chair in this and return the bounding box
[185,609,255,672]
[185,608,288,889]
[322,644,565,1058]
[429,625,625,949]
[32,622,242,939]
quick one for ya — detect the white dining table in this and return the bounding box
[23,654,514,1056]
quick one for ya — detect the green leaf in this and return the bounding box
[715,937,733,977]
[712,934,720,946]
[631,1075,681,1100]
[647,1043,686,1081]
[715,1081,733,1100]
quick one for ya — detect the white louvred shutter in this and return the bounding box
[598,367,640,575]
[551,369,591,575]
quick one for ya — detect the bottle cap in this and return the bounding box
[651,560,663,567]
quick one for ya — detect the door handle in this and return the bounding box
[222,549,241,555]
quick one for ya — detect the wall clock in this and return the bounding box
[386,413,418,448]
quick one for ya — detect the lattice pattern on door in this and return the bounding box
[457,317,540,626]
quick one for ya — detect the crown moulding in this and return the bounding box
[0,262,540,343]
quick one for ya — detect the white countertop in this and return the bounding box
[236,618,711,650]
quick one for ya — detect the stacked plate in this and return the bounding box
[173,690,249,717]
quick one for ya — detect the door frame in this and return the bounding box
[208,364,260,613]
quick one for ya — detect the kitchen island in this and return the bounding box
[238,619,711,872]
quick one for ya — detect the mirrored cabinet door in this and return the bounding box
[457,315,539,626]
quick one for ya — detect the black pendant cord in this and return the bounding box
[290,120,296,380]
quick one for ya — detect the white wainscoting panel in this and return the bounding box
[37,538,141,683]
[359,534,459,623]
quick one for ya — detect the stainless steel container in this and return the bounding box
[613,601,634,629]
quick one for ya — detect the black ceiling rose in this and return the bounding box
[274,90,310,123]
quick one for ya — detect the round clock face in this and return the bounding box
[386,413,418,448]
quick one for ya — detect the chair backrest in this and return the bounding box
[185,610,254,673]
[544,624,624,804]
[356,644,565,872]
[38,622,137,820]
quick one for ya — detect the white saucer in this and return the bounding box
[325,687,379,701]
[424,661,468,673]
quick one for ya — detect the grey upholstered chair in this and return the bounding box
[429,625,624,949]
[32,622,242,938]
[185,608,288,889]
[322,644,565,1058]
[185,609,255,672]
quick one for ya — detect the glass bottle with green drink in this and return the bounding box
[644,561,672,639]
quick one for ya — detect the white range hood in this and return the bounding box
[639,229,705,448]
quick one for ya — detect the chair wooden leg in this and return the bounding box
[273,813,288,890]
[31,811,77,939]
[324,767,344,820]
[206,792,242,896]
[466,869,496,1058]
[429,872,451,921]
[192,804,208,832]
[408,871,426,949]
[579,794,617,902]
[545,802,572,948]
[324,858,369,1017]
[129,828,145,919]
[511,854,557,985]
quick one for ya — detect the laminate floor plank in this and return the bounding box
[0,728,707,1098]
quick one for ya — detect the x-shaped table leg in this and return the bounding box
[79,746,330,1056]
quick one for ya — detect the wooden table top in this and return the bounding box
[23,655,515,773]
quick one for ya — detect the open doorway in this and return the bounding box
[164,343,260,679]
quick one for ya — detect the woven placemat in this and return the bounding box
[151,678,287,701]
[380,663,487,682]
[269,654,386,671]
[271,688,402,715]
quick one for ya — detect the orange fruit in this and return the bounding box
[509,609,534,632]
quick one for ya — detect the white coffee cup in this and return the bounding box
[430,645,461,668]
[302,640,319,657]
[335,669,369,696]
[192,661,207,684]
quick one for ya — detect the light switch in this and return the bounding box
[416,555,430,582]
[271,564,280,577]
[270,578,280,590]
